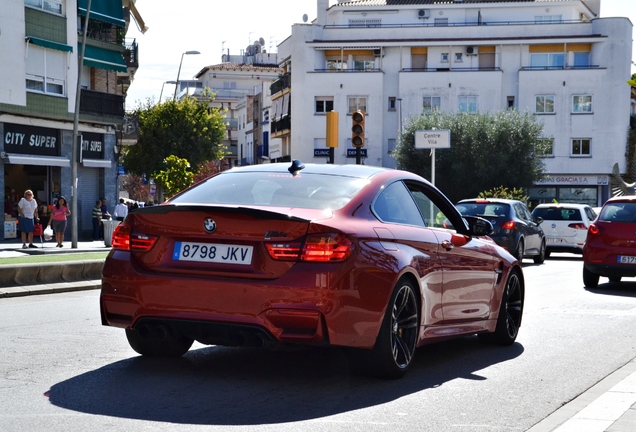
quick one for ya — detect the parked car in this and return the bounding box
[101,162,525,379]
[531,203,597,257]
[456,198,546,263]
[583,196,636,288]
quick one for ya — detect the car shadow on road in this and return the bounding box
[584,280,636,298]
[46,336,524,425]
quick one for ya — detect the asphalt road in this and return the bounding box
[1,255,636,432]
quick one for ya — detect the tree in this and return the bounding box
[478,185,528,201]
[120,174,148,202]
[122,93,227,178]
[392,110,547,203]
[153,155,194,198]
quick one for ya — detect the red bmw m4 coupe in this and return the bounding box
[100,162,524,378]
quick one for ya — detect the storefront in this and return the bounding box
[1,121,117,241]
[528,174,610,209]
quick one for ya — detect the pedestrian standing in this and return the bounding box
[48,196,70,247]
[113,198,128,221]
[17,189,39,249]
[92,200,103,240]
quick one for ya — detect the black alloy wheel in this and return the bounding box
[480,270,523,345]
[533,240,546,264]
[370,279,420,379]
[583,266,600,288]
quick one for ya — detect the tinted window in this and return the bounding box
[533,207,582,221]
[373,181,425,226]
[456,203,510,218]
[170,172,368,210]
[599,203,636,223]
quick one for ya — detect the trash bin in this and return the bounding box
[103,219,120,247]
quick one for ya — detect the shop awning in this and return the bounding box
[27,36,73,53]
[78,0,125,28]
[82,45,127,72]
[82,158,112,168]
[1,153,70,167]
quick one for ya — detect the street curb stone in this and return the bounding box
[0,260,104,288]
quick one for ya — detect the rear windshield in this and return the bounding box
[456,202,510,218]
[599,203,636,222]
[532,207,582,221]
[169,171,368,210]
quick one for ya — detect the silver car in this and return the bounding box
[531,203,597,257]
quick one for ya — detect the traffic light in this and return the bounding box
[351,110,365,148]
[326,111,339,148]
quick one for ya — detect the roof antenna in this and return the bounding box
[288,160,305,176]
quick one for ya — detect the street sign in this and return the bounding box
[415,130,450,149]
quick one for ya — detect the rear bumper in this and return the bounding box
[584,263,636,278]
[100,251,390,349]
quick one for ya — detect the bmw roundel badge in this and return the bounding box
[204,218,217,234]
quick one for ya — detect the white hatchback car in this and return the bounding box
[531,203,598,257]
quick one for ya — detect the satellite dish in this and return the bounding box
[259,37,265,45]
[302,13,308,23]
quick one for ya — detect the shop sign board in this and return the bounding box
[3,123,60,156]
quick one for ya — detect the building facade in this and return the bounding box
[272,0,631,206]
[191,47,281,169]
[0,0,142,239]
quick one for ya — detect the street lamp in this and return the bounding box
[173,50,200,100]
[159,80,177,102]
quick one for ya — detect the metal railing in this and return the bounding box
[80,89,125,117]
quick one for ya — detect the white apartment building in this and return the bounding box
[191,48,281,169]
[273,0,632,206]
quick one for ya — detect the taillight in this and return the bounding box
[301,234,352,262]
[111,222,158,252]
[266,234,352,262]
[501,220,515,230]
[265,241,302,261]
[588,224,601,235]
[568,223,587,230]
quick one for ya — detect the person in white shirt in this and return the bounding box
[17,189,39,249]
[113,198,129,221]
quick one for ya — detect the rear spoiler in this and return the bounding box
[131,203,310,223]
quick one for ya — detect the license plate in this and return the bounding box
[547,238,565,244]
[173,242,253,265]
[618,256,636,264]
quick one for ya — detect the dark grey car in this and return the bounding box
[456,198,546,264]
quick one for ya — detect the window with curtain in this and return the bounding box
[572,95,592,113]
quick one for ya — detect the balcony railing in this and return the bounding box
[521,65,600,70]
[271,117,291,134]
[80,89,124,117]
[270,73,291,95]
[313,68,382,73]
[324,19,586,29]
[123,38,138,69]
[402,67,501,72]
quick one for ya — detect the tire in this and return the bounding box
[545,251,551,259]
[533,240,546,264]
[609,276,622,283]
[479,270,523,346]
[583,266,600,288]
[513,238,524,262]
[126,325,193,357]
[369,279,420,379]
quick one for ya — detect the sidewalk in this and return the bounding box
[0,236,109,298]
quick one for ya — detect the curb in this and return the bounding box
[0,260,104,287]
[0,279,101,298]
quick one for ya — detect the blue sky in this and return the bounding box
[124,0,636,110]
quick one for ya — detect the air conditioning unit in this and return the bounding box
[418,9,430,19]
[466,46,478,55]
[373,49,382,57]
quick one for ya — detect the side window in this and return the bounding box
[373,182,424,227]
[514,203,531,222]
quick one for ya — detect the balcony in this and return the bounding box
[270,73,291,95]
[123,38,138,69]
[271,117,291,134]
[80,89,124,117]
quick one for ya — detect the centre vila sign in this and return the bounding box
[415,130,451,149]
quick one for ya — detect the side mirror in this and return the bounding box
[463,215,494,236]
[535,216,544,225]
